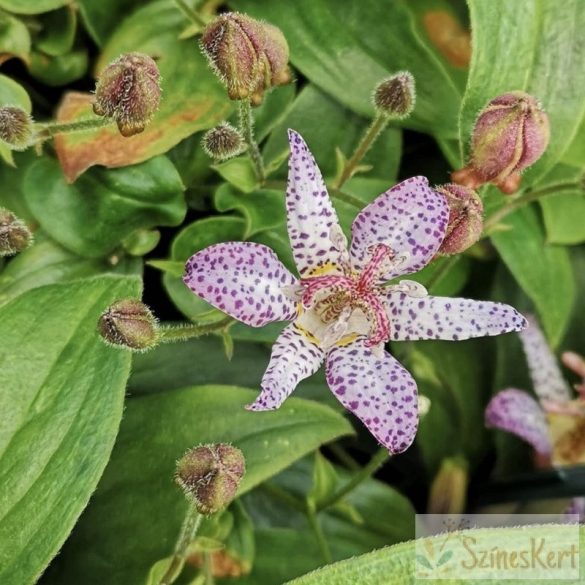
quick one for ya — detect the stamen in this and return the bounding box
[361,291,390,347]
[329,224,351,269]
[387,279,428,298]
[359,244,395,289]
[300,274,353,308]
[321,306,352,347]
[542,399,585,417]
[281,283,304,300]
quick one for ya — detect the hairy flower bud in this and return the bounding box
[93,52,161,137]
[373,72,416,118]
[0,106,34,150]
[176,444,246,515]
[0,208,32,256]
[452,91,550,194]
[201,12,290,105]
[202,122,244,161]
[98,299,158,351]
[435,183,483,255]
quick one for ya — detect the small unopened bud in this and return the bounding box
[0,106,34,150]
[98,299,158,351]
[0,208,32,256]
[373,72,416,118]
[93,52,161,137]
[176,444,246,515]
[428,457,468,514]
[452,91,550,194]
[201,12,290,104]
[202,123,244,161]
[435,183,483,255]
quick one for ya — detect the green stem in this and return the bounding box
[425,256,459,293]
[35,117,113,138]
[334,113,389,189]
[159,503,203,585]
[316,447,390,512]
[172,0,208,27]
[203,552,215,585]
[328,187,366,209]
[483,181,580,233]
[306,502,333,563]
[328,443,360,471]
[158,317,232,343]
[261,482,306,513]
[238,99,265,183]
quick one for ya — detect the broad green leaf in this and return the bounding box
[253,83,296,141]
[0,11,31,64]
[24,155,186,258]
[0,74,31,166]
[28,49,88,86]
[0,0,68,14]
[285,525,585,584]
[231,0,462,137]
[213,157,259,194]
[55,0,232,181]
[41,385,353,585]
[0,275,141,585]
[0,233,142,304]
[541,192,585,245]
[461,0,585,184]
[35,6,77,57]
[491,205,575,346]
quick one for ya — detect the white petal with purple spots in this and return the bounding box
[520,315,571,404]
[485,389,552,455]
[325,338,418,453]
[247,324,324,410]
[184,242,297,327]
[385,294,527,341]
[286,129,344,276]
[349,177,449,280]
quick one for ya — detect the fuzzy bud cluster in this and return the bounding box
[436,183,483,255]
[176,444,246,515]
[98,299,158,351]
[93,52,161,137]
[373,72,416,119]
[0,208,32,256]
[201,12,291,105]
[202,122,244,161]
[0,106,34,150]
[452,91,549,194]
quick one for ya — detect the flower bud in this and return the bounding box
[373,72,415,118]
[0,208,32,256]
[97,299,158,351]
[452,91,550,194]
[93,52,161,137]
[202,122,244,161]
[435,183,483,255]
[428,457,468,514]
[201,12,290,104]
[176,444,246,515]
[0,106,34,150]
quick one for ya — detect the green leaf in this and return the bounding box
[213,157,259,194]
[56,0,232,181]
[460,0,585,184]
[491,205,575,346]
[231,0,462,136]
[0,0,68,14]
[540,192,585,245]
[0,74,31,166]
[24,155,186,258]
[308,451,340,506]
[77,0,146,45]
[0,275,141,585]
[0,11,31,63]
[28,49,88,86]
[35,6,77,57]
[41,386,353,585]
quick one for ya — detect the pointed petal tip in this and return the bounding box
[287,128,304,148]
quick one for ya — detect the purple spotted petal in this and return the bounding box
[565,498,585,523]
[247,323,324,410]
[325,338,418,453]
[485,389,552,455]
[386,294,527,341]
[184,242,297,327]
[349,177,449,280]
[286,130,344,276]
[520,315,571,404]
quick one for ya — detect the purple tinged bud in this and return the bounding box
[435,183,483,255]
[201,12,290,105]
[176,444,246,515]
[0,106,34,150]
[202,122,244,161]
[0,207,32,256]
[98,299,158,351]
[452,91,550,194]
[93,52,161,137]
[373,72,416,118]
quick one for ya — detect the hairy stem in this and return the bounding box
[158,503,203,585]
[158,317,233,343]
[172,0,208,27]
[35,117,112,138]
[238,99,265,183]
[334,114,388,189]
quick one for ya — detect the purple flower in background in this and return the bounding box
[184,130,526,453]
[486,315,585,466]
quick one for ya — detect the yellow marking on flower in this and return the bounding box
[293,323,320,346]
[306,262,341,278]
[334,333,359,347]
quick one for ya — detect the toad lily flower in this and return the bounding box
[184,130,526,453]
[486,316,585,467]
